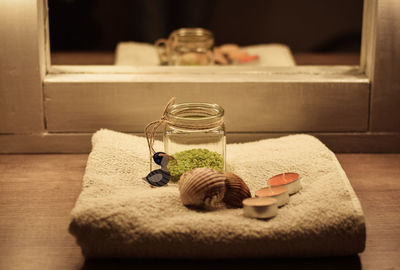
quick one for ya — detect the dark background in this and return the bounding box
[49,0,363,53]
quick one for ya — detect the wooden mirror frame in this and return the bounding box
[0,0,399,153]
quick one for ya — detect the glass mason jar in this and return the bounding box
[163,102,226,182]
[155,28,214,66]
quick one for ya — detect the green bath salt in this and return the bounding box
[167,148,224,182]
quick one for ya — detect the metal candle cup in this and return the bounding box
[242,197,278,219]
[255,186,289,207]
[267,172,302,195]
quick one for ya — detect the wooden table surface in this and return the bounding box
[0,154,399,270]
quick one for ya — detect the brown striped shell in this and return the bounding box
[179,168,226,210]
[223,172,251,208]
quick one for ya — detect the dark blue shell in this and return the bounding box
[153,152,166,165]
[145,169,170,186]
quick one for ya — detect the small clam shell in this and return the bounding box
[179,168,226,210]
[223,172,251,208]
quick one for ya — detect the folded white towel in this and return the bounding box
[114,42,296,66]
[69,129,365,258]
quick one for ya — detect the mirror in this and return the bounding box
[49,0,363,66]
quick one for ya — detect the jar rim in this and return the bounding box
[172,28,213,38]
[166,102,224,126]
[170,28,214,45]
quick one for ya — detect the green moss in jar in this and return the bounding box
[167,148,224,182]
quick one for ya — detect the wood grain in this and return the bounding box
[0,155,87,270]
[337,154,400,270]
[0,154,399,270]
[295,53,360,65]
[51,52,115,65]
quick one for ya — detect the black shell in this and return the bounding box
[145,169,170,186]
[153,152,166,165]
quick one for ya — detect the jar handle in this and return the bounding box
[155,38,169,65]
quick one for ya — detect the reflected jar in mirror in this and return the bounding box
[155,28,214,66]
[163,102,226,182]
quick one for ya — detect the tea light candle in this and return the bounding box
[267,172,302,195]
[255,186,289,207]
[242,197,278,219]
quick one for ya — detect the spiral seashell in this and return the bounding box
[223,172,251,208]
[179,168,226,210]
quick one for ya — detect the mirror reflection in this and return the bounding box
[49,0,363,66]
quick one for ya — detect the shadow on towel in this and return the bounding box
[81,256,361,270]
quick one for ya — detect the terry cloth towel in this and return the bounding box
[114,42,296,66]
[69,129,365,258]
